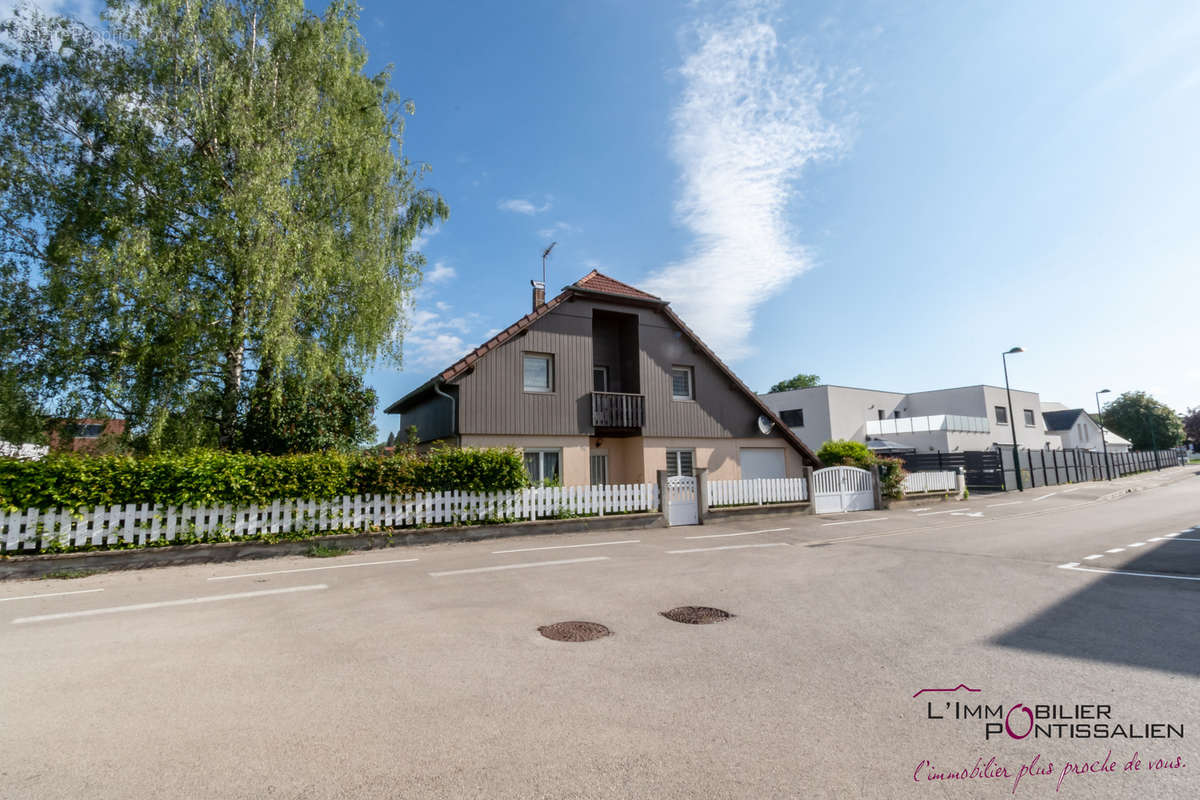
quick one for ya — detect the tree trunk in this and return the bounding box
[218,303,247,449]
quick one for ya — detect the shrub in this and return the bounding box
[876,457,908,500]
[816,440,874,470]
[0,447,528,510]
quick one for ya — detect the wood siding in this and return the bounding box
[454,297,774,441]
[399,388,457,443]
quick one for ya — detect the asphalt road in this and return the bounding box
[2,467,1198,799]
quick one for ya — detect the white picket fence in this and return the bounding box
[0,484,660,553]
[708,477,808,507]
[901,470,958,494]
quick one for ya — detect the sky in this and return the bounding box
[12,0,1200,438]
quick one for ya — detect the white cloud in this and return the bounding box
[536,221,580,239]
[498,197,552,215]
[426,261,456,284]
[641,0,845,360]
[401,297,490,371]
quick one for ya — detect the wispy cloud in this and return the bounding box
[641,0,845,360]
[536,220,580,239]
[498,196,552,215]
[425,261,456,284]
[401,297,489,371]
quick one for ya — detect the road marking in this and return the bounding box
[908,508,931,513]
[1164,533,1180,538]
[1061,487,1082,493]
[1148,537,1164,542]
[208,558,419,581]
[668,542,790,554]
[1127,542,1146,548]
[0,588,104,604]
[1167,537,1200,542]
[11,584,327,625]
[1083,554,1104,560]
[683,527,790,540]
[821,517,889,527]
[1105,548,1125,553]
[491,539,639,554]
[916,509,970,517]
[1031,492,1059,503]
[1057,564,1200,583]
[429,556,610,577]
[1058,562,1080,568]
[949,511,984,517]
[986,501,1023,508]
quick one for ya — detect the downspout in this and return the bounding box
[432,379,460,446]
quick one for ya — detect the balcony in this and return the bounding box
[592,391,645,430]
[865,414,990,436]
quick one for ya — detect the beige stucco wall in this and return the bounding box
[458,434,592,486]
[642,437,803,481]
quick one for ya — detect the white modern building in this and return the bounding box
[1041,405,1132,453]
[758,384,1070,454]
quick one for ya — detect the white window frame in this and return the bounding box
[593,365,609,392]
[1023,409,1036,427]
[670,366,694,401]
[523,352,554,393]
[523,448,562,485]
[666,448,695,477]
[995,405,1009,425]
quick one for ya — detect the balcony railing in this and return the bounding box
[865,414,990,436]
[592,392,645,429]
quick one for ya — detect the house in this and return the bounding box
[385,271,819,485]
[1041,406,1132,453]
[759,384,1062,454]
[47,418,126,453]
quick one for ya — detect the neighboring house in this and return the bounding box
[386,271,819,485]
[47,418,127,453]
[1041,408,1132,453]
[759,384,1062,454]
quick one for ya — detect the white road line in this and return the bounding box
[1148,537,1165,542]
[1031,492,1059,503]
[908,508,931,513]
[1127,542,1146,548]
[492,539,640,554]
[0,588,104,604]
[1060,487,1082,493]
[1057,564,1200,583]
[208,558,419,581]
[1058,562,1080,568]
[1167,538,1200,542]
[11,584,327,625]
[428,556,609,577]
[1105,548,1125,553]
[683,527,790,540]
[1083,554,1104,560]
[1164,533,1180,538]
[985,501,1023,508]
[821,517,889,527]
[668,542,790,554]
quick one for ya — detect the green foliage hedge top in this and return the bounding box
[816,440,874,470]
[0,447,528,510]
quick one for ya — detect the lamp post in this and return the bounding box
[1002,347,1024,492]
[1095,389,1112,480]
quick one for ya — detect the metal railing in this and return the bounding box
[591,391,645,428]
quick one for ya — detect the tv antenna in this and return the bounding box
[541,241,557,285]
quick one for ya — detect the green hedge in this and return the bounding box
[0,447,528,510]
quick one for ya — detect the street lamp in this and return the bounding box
[1002,347,1024,492]
[1095,389,1112,480]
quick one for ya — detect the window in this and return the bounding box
[995,406,1009,425]
[671,366,694,400]
[666,449,694,476]
[593,365,609,392]
[780,408,804,427]
[523,449,561,484]
[71,423,103,438]
[1024,409,1036,427]
[877,409,885,420]
[523,353,553,393]
[893,410,901,419]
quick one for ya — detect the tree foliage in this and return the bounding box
[769,373,820,393]
[816,439,873,470]
[0,0,446,451]
[1099,391,1185,450]
[241,368,377,454]
[1183,407,1200,447]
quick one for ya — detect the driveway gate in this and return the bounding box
[812,466,875,514]
[666,475,699,526]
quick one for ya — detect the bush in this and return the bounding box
[0,446,528,510]
[816,440,874,470]
[876,457,908,500]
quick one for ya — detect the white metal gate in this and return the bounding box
[666,475,699,526]
[812,466,875,514]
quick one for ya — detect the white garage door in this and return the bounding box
[740,448,786,480]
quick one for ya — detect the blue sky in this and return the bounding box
[17,0,1200,437]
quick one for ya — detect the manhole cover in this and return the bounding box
[660,606,734,625]
[538,621,612,642]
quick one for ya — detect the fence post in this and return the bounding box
[1052,450,1060,484]
[695,468,709,524]
[803,466,815,514]
[657,470,670,525]
[872,464,883,510]
[955,467,966,500]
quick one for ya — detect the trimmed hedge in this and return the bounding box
[0,447,528,510]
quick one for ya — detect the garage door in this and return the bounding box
[740,448,786,480]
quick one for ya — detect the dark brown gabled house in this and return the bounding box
[386,271,819,485]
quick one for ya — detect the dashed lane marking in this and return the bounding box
[1031,492,1059,503]
[916,509,970,517]
[683,527,790,540]
[1106,548,1125,553]
[821,517,889,527]
[1127,542,1146,548]
[986,501,1023,508]
[0,588,104,603]
[491,539,639,554]
[1083,554,1104,560]
[209,558,418,581]
[12,584,328,625]
[1057,563,1200,583]
[429,556,610,577]
[668,542,790,554]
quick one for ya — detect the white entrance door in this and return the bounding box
[741,448,786,480]
[666,475,699,526]
[812,466,875,514]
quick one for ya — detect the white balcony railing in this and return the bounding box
[865,414,989,437]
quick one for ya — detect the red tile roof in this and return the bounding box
[572,270,663,302]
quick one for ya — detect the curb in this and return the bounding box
[0,512,666,581]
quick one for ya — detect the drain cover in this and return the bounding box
[538,621,612,642]
[660,606,734,625]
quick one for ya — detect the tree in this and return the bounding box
[385,431,396,448]
[240,368,376,454]
[0,1,447,451]
[1099,391,1185,451]
[816,440,874,470]
[769,373,820,393]
[1182,407,1200,447]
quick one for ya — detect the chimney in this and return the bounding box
[530,280,545,311]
